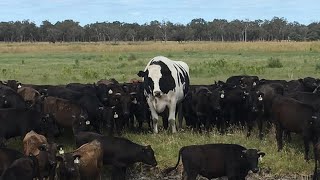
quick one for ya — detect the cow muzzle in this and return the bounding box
[153,91,162,97]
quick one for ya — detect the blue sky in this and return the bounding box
[0,0,319,26]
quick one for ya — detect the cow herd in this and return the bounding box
[0,56,320,179]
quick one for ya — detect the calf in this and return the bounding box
[75,131,157,180]
[23,130,58,179]
[56,140,103,180]
[138,56,190,133]
[272,96,320,160]
[1,155,40,180]
[164,144,265,180]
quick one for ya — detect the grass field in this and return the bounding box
[1,41,320,177]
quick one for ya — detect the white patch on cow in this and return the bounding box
[74,157,80,164]
[220,94,224,98]
[85,120,90,125]
[108,89,113,94]
[114,112,118,119]
[18,84,22,88]
[132,98,138,104]
[59,148,64,155]
[312,116,318,119]
[147,64,162,96]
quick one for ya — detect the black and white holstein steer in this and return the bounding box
[138,56,190,133]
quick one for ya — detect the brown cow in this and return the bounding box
[42,96,89,133]
[23,130,58,180]
[17,87,40,107]
[57,140,103,180]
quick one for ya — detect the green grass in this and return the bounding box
[2,42,320,177]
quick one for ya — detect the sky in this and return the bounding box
[0,0,319,26]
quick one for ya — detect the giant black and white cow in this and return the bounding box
[138,56,190,133]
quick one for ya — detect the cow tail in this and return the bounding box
[162,147,184,174]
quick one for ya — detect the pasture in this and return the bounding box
[1,41,320,178]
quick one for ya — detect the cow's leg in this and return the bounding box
[257,114,264,140]
[303,132,311,161]
[168,99,177,133]
[276,123,284,151]
[148,105,159,134]
[177,103,184,131]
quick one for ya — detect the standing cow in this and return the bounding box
[138,56,190,133]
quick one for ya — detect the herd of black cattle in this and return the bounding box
[1,75,320,179]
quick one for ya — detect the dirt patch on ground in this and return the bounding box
[124,165,314,180]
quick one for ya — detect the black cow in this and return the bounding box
[272,96,320,160]
[163,143,265,180]
[287,92,320,111]
[55,153,81,180]
[191,86,221,132]
[0,148,24,175]
[1,154,40,180]
[0,86,26,109]
[75,131,157,180]
[0,109,59,146]
[226,75,259,89]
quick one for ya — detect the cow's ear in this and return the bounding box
[258,152,266,157]
[137,71,146,77]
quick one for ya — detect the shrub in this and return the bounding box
[266,57,283,68]
[127,54,137,61]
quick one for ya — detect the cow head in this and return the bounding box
[138,61,176,97]
[40,114,59,139]
[37,143,59,176]
[137,145,157,167]
[309,113,320,138]
[241,149,265,173]
[72,113,91,133]
[56,153,81,179]
[0,95,9,108]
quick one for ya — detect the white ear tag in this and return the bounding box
[259,155,263,162]
[253,82,257,86]
[114,112,118,119]
[85,120,90,125]
[59,148,64,155]
[258,95,263,101]
[18,84,22,88]
[108,89,113,94]
[220,94,224,98]
[132,98,137,104]
[74,157,80,164]
[113,112,119,119]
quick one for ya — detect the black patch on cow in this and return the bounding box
[150,61,176,94]
[175,63,190,95]
[142,70,153,95]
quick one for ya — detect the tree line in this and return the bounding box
[0,17,319,43]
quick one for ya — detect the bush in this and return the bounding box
[127,54,137,61]
[266,57,283,68]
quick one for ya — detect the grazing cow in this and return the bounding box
[75,131,157,180]
[0,148,24,175]
[1,155,40,180]
[272,96,320,160]
[163,143,265,180]
[138,56,190,133]
[0,109,58,146]
[23,131,58,179]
